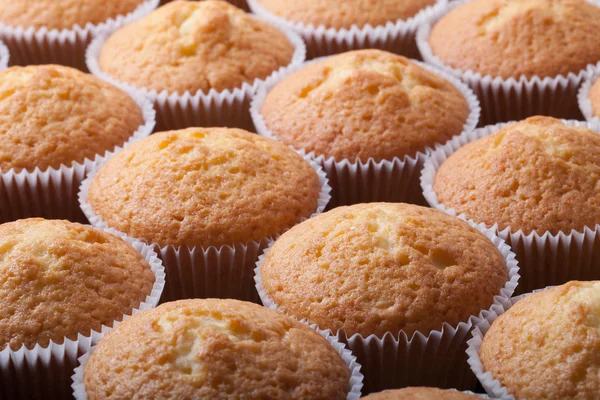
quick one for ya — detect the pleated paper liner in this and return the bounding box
[0,0,158,71]
[416,0,600,126]
[0,40,9,69]
[247,0,448,60]
[578,73,600,122]
[251,56,480,208]
[255,224,520,393]
[86,17,306,132]
[421,119,600,294]
[79,151,331,303]
[0,90,155,224]
[0,227,166,400]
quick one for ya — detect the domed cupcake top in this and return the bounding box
[361,387,480,399]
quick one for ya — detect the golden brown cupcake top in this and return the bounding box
[0,0,144,30]
[255,0,436,29]
[84,299,350,400]
[99,0,295,94]
[261,50,470,162]
[362,387,480,399]
[480,281,600,399]
[434,116,600,235]
[0,219,155,351]
[88,127,321,248]
[0,64,144,172]
[588,77,600,118]
[260,203,508,337]
[429,0,600,78]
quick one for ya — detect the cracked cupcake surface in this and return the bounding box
[84,299,350,400]
[0,219,155,351]
[480,281,600,399]
[429,0,600,78]
[88,127,321,248]
[260,203,508,337]
[434,116,600,234]
[261,49,469,162]
[98,0,295,94]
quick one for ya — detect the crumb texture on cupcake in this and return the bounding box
[361,387,480,399]
[588,77,600,118]
[84,299,350,399]
[88,128,321,248]
[0,219,155,351]
[260,203,508,337]
[261,50,469,162]
[0,65,144,172]
[255,0,436,29]
[480,281,600,399]
[429,0,600,78]
[99,0,295,94]
[434,116,600,234]
[0,0,145,30]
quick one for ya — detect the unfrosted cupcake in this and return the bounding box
[361,388,481,399]
[423,116,600,293]
[256,202,518,391]
[0,218,163,400]
[248,0,444,59]
[88,0,304,130]
[0,64,153,223]
[254,49,478,207]
[75,299,361,399]
[469,281,600,399]
[0,0,156,70]
[80,127,328,302]
[417,0,600,124]
[579,74,600,121]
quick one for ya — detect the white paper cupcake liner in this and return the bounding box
[86,17,306,132]
[247,0,448,59]
[0,90,155,224]
[0,227,166,400]
[251,56,480,208]
[577,73,600,122]
[421,119,600,294]
[79,150,331,303]
[255,222,520,393]
[0,41,9,70]
[0,0,158,71]
[72,314,363,400]
[416,0,600,125]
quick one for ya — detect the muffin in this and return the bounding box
[361,388,480,399]
[257,202,514,390]
[588,76,600,118]
[83,127,325,301]
[0,219,155,350]
[419,0,600,123]
[82,299,352,399]
[257,49,475,206]
[479,281,600,399]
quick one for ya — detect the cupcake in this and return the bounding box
[87,0,305,131]
[161,0,249,10]
[0,0,157,71]
[361,388,482,399]
[0,218,164,400]
[80,127,329,302]
[247,0,445,59]
[73,299,363,399]
[578,74,600,121]
[0,64,154,223]
[422,116,600,293]
[468,281,600,399]
[252,49,479,207]
[256,203,519,392]
[417,0,600,124]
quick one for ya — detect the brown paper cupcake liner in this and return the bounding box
[85,17,306,132]
[578,73,600,122]
[421,119,600,294]
[416,0,600,125]
[72,320,363,400]
[251,56,480,208]
[0,0,158,71]
[0,227,166,400]
[0,91,155,224]
[255,224,520,393]
[79,150,331,303]
[247,0,448,59]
